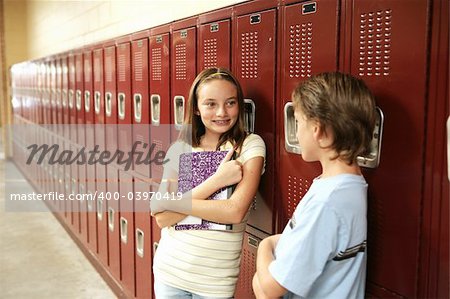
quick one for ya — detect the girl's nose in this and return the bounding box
[216,105,227,116]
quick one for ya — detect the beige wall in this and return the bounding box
[27,0,247,60]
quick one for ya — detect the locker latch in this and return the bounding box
[210,23,219,32]
[151,94,161,126]
[68,90,74,109]
[120,217,128,244]
[357,107,384,168]
[284,102,301,154]
[174,96,185,130]
[134,93,142,123]
[97,199,103,221]
[108,207,115,232]
[244,99,255,133]
[302,2,317,15]
[76,90,82,111]
[250,14,261,24]
[118,93,126,120]
[136,229,144,258]
[94,91,101,115]
[84,90,91,112]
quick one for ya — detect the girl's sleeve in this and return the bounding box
[238,134,266,173]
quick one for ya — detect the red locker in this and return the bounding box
[277,0,339,227]
[131,30,151,178]
[61,54,70,220]
[68,53,77,226]
[234,7,277,235]
[346,1,429,297]
[134,177,153,299]
[104,40,121,282]
[198,7,232,70]
[171,17,197,135]
[93,45,108,266]
[119,170,135,298]
[55,56,65,214]
[149,24,171,254]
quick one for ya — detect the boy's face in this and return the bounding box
[294,106,318,162]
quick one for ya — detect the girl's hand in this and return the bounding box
[212,148,243,189]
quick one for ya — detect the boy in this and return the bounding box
[253,72,376,298]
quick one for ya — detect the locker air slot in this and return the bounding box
[105,92,112,117]
[250,14,261,24]
[97,199,103,221]
[302,2,317,15]
[134,93,142,123]
[284,102,301,154]
[244,99,255,133]
[118,93,126,120]
[108,207,115,232]
[94,91,101,114]
[151,94,161,125]
[76,90,82,111]
[136,229,144,258]
[357,107,384,168]
[174,96,185,130]
[120,217,128,244]
[84,90,91,112]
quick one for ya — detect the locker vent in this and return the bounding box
[175,44,187,80]
[94,57,101,83]
[289,22,312,78]
[118,54,126,82]
[240,32,259,79]
[236,244,256,296]
[151,48,162,81]
[287,175,310,219]
[105,55,113,83]
[134,51,143,82]
[358,9,392,76]
[203,38,218,69]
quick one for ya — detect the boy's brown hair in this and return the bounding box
[179,67,247,152]
[292,72,376,164]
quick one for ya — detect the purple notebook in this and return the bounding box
[175,151,233,230]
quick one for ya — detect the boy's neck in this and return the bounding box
[319,156,362,178]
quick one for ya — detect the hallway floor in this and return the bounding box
[0,147,117,298]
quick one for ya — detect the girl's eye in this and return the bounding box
[207,102,215,107]
[226,100,237,106]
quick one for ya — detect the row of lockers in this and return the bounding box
[10,0,449,298]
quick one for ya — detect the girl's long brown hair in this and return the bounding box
[179,67,247,152]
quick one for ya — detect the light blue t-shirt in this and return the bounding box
[269,174,368,299]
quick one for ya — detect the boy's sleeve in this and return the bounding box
[268,201,340,297]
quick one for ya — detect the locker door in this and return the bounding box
[55,57,64,214]
[349,1,428,297]
[49,59,58,208]
[104,43,121,282]
[149,29,171,265]
[278,0,339,228]
[235,9,276,235]
[94,47,108,266]
[61,55,69,220]
[199,19,231,70]
[134,177,153,299]
[117,41,133,169]
[119,170,135,298]
[171,26,196,136]
[131,36,151,178]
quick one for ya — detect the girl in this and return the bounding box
[151,67,266,298]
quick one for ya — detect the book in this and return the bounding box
[174,150,234,230]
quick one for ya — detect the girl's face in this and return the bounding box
[196,79,239,138]
[294,107,318,162]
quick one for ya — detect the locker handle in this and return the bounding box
[243,99,255,133]
[76,90,82,111]
[250,14,261,24]
[105,92,112,117]
[62,90,67,107]
[94,91,101,115]
[84,90,91,112]
[136,229,144,258]
[356,107,384,168]
[108,207,115,232]
[302,2,317,15]
[284,102,301,154]
[97,199,103,221]
[118,93,126,120]
[151,94,161,125]
[134,93,142,123]
[120,216,128,244]
[68,89,74,109]
[173,96,185,130]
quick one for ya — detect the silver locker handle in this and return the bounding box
[94,91,101,114]
[120,216,128,244]
[151,94,161,126]
[134,93,142,123]
[105,92,112,117]
[68,90,74,109]
[84,90,91,112]
[108,207,115,232]
[118,93,125,120]
[173,96,185,130]
[62,90,67,107]
[136,229,144,258]
[97,199,103,221]
[357,107,385,168]
[284,102,301,154]
[76,90,82,111]
[244,99,255,133]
